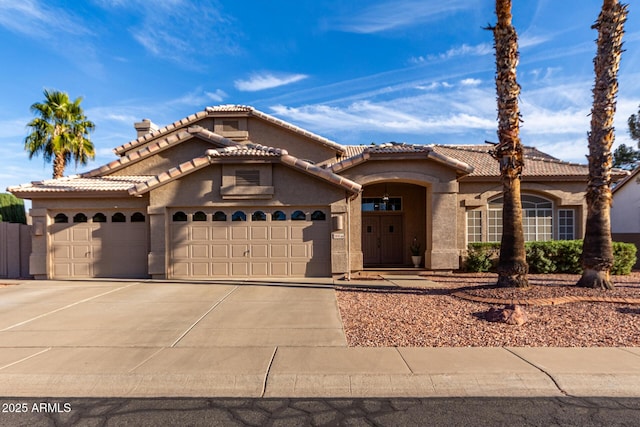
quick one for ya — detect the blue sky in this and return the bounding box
[2,0,640,194]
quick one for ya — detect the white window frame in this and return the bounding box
[488,195,554,242]
[466,210,482,243]
[558,209,575,240]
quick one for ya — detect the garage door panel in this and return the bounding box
[211,227,228,239]
[271,226,288,239]
[191,244,209,258]
[270,244,287,258]
[290,227,305,240]
[191,262,210,276]
[191,226,209,240]
[290,244,308,258]
[53,246,71,259]
[173,262,189,277]
[72,228,91,241]
[73,263,91,276]
[251,262,268,276]
[212,263,229,275]
[251,226,268,240]
[271,262,288,276]
[290,262,308,276]
[231,262,249,276]
[72,245,91,259]
[170,207,330,278]
[212,244,228,257]
[251,244,268,258]
[232,227,249,239]
[232,245,248,258]
[52,228,71,242]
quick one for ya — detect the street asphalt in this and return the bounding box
[0,277,639,400]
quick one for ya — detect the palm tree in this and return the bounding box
[489,0,528,288]
[25,89,96,179]
[578,0,628,290]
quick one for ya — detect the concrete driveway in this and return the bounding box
[0,279,347,348]
[0,279,350,397]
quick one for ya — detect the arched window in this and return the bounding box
[272,211,286,221]
[311,210,326,221]
[291,210,306,221]
[73,213,87,223]
[131,212,146,222]
[213,211,227,221]
[488,195,553,242]
[112,212,126,223]
[252,210,266,221]
[54,213,68,223]
[232,211,246,221]
[193,211,207,221]
[92,213,107,223]
[172,211,188,222]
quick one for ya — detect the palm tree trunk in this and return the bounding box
[491,0,528,288]
[578,0,628,290]
[53,153,65,179]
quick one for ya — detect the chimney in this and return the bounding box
[134,119,159,138]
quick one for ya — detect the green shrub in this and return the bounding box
[465,243,499,272]
[463,240,637,275]
[554,240,583,273]
[526,241,556,274]
[611,242,637,275]
[0,193,26,224]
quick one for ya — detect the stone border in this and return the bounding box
[451,291,640,306]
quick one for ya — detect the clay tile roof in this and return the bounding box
[114,111,209,155]
[206,105,347,154]
[430,144,600,178]
[84,127,234,178]
[7,175,151,195]
[329,142,473,174]
[205,143,285,158]
[367,142,433,154]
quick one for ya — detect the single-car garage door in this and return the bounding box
[170,207,330,278]
[50,210,149,278]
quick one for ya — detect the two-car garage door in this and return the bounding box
[170,207,330,278]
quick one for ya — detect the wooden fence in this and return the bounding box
[0,222,31,278]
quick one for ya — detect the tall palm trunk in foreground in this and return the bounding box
[578,0,628,289]
[489,0,528,288]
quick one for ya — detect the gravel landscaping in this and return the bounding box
[335,272,640,347]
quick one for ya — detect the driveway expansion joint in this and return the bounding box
[394,348,415,374]
[170,285,239,347]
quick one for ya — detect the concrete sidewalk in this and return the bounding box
[0,278,639,398]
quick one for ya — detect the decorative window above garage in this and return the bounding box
[214,117,248,141]
[221,164,274,200]
[235,170,260,186]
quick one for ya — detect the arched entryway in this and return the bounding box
[361,182,427,267]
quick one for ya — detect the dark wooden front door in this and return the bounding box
[362,214,403,265]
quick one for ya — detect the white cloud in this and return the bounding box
[460,78,482,87]
[234,73,309,92]
[206,89,227,103]
[94,0,239,65]
[335,0,477,34]
[0,0,92,38]
[428,43,493,62]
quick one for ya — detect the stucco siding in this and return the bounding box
[247,118,337,164]
[612,179,640,233]
[112,139,215,176]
